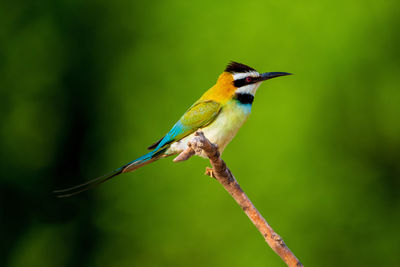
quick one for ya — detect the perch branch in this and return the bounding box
[174,131,303,267]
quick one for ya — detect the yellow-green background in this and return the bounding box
[1,0,399,266]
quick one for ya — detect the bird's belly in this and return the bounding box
[168,101,251,157]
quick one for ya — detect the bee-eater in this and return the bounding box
[55,62,291,197]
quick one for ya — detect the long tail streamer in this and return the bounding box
[54,148,167,198]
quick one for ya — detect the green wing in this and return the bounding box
[179,100,221,134]
[149,100,221,150]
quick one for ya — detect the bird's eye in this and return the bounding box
[246,77,252,82]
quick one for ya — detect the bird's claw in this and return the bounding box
[205,167,216,179]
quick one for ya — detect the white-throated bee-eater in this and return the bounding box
[55,62,291,197]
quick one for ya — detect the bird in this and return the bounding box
[55,61,291,197]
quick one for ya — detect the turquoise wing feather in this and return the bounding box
[152,100,221,151]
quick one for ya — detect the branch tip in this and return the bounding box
[174,131,303,267]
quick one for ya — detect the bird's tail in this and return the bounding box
[54,148,168,198]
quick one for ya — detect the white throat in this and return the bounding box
[235,82,261,95]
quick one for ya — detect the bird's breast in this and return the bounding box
[169,100,251,156]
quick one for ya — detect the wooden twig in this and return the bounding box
[174,131,303,267]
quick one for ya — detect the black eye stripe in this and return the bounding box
[233,77,258,87]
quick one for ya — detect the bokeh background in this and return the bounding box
[1,0,399,266]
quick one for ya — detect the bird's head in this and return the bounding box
[225,61,292,97]
[201,62,291,104]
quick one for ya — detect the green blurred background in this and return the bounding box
[1,0,399,266]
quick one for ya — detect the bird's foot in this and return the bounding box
[205,167,216,179]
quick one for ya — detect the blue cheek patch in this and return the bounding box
[238,103,252,115]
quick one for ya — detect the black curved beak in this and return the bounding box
[259,72,292,81]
